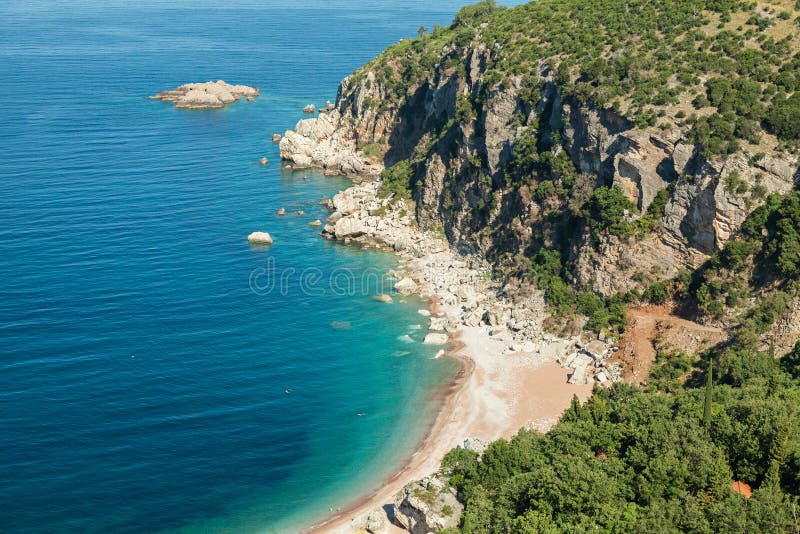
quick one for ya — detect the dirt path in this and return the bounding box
[614,305,727,385]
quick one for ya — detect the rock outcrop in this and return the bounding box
[150,80,258,110]
[393,476,463,534]
[279,111,383,177]
[247,231,273,245]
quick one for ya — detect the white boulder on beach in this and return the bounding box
[247,232,273,245]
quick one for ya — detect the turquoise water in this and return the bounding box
[0,1,522,532]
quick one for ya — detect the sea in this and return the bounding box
[0,1,519,532]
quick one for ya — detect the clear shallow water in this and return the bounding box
[0,1,521,532]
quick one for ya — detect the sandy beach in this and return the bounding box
[312,323,593,533]
[303,180,596,532]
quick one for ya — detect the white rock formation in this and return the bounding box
[247,232,273,245]
[150,80,259,110]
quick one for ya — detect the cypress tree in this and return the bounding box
[703,360,713,431]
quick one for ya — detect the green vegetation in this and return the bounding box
[526,247,628,335]
[441,334,800,532]
[377,159,414,201]
[583,185,638,239]
[692,190,800,326]
[357,0,800,154]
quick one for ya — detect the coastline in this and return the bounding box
[295,176,595,533]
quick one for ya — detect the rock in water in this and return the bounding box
[272,133,282,142]
[150,80,259,110]
[308,219,322,227]
[373,294,393,303]
[277,208,286,216]
[259,157,268,165]
[295,210,305,216]
[247,232,273,245]
[303,104,316,113]
[423,333,448,345]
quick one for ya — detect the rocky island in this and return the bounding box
[282,0,800,532]
[150,80,259,110]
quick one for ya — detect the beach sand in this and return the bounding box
[311,325,593,533]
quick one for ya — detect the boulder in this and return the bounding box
[334,217,364,239]
[303,104,316,113]
[373,294,393,303]
[272,133,282,142]
[308,219,322,227]
[423,333,449,345]
[247,232,273,245]
[259,157,268,165]
[350,508,387,534]
[277,208,286,216]
[295,210,305,216]
[393,477,463,534]
[395,277,418,295]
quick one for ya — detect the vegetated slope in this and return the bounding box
[314,0,800,530]
[328,0,800,339]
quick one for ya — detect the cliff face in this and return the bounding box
[281,42,798,298]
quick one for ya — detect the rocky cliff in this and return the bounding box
[280,2,800,309]
[283,55,796,300]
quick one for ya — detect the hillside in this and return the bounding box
[279,0,800,531]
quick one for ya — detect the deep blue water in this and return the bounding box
[0,1,521,532]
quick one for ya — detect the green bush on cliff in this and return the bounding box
[378,159,414,201]
[583,185,637,239]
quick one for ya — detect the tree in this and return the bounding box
[417,26,427,38]
[704,360,713,431]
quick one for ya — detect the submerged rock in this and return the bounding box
[247,231,273,245]
[373,294,393,303]
[150,80,258,110]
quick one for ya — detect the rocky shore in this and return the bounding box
[286,116,605,534]
[150,80,259,110]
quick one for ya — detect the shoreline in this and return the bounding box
[305,330,474,533]
[292,176,594,533]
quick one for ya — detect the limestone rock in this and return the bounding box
[150,80,258,110]
[303,104,316,113]
[308,219,322,227]
[334,217,365,239]
[394,277,418,295]
[423,333,448,345]
[350,508,387,534]
[272,133,282,142]
[373,294,393,303]
[393,477,463,534]
[247,232,273,245]
[277,208,286,216]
